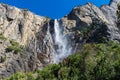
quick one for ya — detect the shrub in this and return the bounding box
[26,72,35,80]
[10,40,19,46]
[0,34,7,40]
[6,40,23,54]
[0,56,6,63]
[36,64,60,80]
[6,46,23,53]
[58,67,70,80]
[6,41,120,80]
[6,72,27,80]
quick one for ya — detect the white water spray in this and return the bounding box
[54,19,72,63]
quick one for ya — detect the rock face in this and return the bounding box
[0,0,120,78]
[60,3,111,52]
[60,0,120,45]
[101,0,120,41]
[0,3,54,78]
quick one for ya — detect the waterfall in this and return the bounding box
[54,19,72,63]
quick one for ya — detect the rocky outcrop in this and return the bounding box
[0,0,120,79]
[60,0,120,44]
[101,0,120,41]
[60,3,110,52]
[0,3,54,78]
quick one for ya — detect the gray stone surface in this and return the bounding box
[0,0,120,78]
[0,3,54,78]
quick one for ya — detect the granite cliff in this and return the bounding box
[0,0,120,78]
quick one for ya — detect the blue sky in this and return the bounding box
[0,0,110,19]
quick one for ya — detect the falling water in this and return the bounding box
[54,19,72,63]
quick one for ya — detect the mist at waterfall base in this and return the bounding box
[45,19,72,63]
[54,19,72,63]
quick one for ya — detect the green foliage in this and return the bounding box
[6,41,120,80]
[0,34,7,40]
[6,72,27,80]
[36,64,60,80]
[58,67,70,80]
[81,25,95,40]
[80,23,108,43]
[93,24,108,43]
[6,40,23,53]
[6,46,23,53]
[0,56,6,63]
[6,72,35,80]
[10,40,19,46]
[26,72,35,80]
